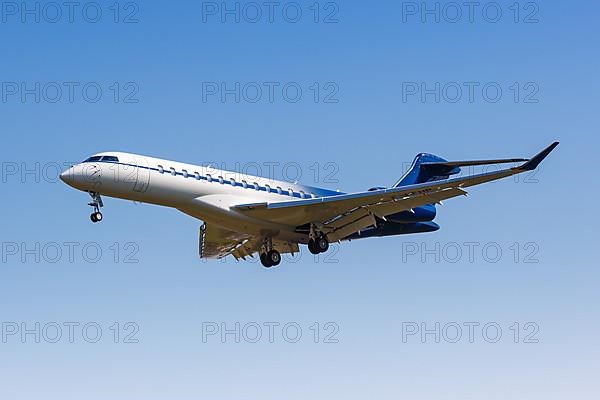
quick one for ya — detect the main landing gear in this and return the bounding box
[88,192,104,223]
[307,224,329,255]
[308,235,329,254]
[260,237,281,268]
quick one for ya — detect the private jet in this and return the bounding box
[60,142,558,267]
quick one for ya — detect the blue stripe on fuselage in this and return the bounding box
[88,160,343,199]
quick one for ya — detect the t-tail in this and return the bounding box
[394,153,529,187]
[367,147,545,233]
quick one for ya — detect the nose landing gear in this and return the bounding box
[90,211,103,223]
[88,192,104,223]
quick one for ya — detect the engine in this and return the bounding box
[344,220,440,240]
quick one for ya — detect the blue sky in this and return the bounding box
[1,1,598,398]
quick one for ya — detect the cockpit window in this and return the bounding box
[82,155,119,163]
[83,156,102,162]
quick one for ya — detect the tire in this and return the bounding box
[90,213,97,223]
[94,212,103,222]
[316,236,329,253]
[260,253,273,268]
[267,250,281,266]
[308,239,320,255]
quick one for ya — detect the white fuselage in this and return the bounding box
[60,152,341,243]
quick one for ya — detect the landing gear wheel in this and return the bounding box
[308,239,320,255]
[88,192,104,224]
[308,235,329,254]
[267,250,281,266]
[316,235,329,253]
[90,212,103,223]
[260,253,272,268]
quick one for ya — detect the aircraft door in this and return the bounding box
[133,157,150,193]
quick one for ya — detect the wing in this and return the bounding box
[232,142,558,241]
[199,223,299,260]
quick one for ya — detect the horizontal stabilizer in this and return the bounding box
[421,158,528,168]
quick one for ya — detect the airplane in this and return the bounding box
[60,142,559,268]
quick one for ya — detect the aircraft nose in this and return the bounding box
[60,167,75,185]
[60,163,101,190]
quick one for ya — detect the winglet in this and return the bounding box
[516,142,559,171]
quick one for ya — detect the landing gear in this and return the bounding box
[308,224,329,254]
[308,235,329,254]
[260,250,281,268]
[88,192,104,223]
[90,211,103,223]
[260,253,269,267]
[260,238,281,268]
[316,235,329,252]
[308,239,318,254]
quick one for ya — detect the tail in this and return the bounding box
[394,153,529,187]
[395,153,456,187]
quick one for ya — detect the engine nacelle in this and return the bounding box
[344,221,440,240]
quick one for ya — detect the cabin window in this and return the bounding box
[300,191,306,198]
[157,165,164,174]
[218,176,224,184]
[101,156,119,162]
[230,178,236,186]
[207,174,212,182]
[288,188,294,196]
[265,184,271,192]
[276,186,283,195]
[170,167,176,176]
[311,193,317,198]
[253,182,260,190]
[242,180,248,189]
[182,169,189,178]
[194,172,201,180]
